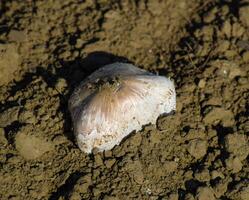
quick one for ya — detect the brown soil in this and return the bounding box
[0,0,249,200]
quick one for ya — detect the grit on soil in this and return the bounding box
[0,0,249,200]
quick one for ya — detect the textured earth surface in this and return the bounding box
[0,0,248,199]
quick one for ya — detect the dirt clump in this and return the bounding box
[196,187,216,200]
[0,44,20,85]
[187,139,207,159]
[15,131,54,160]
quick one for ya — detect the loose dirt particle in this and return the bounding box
[185,193,195,200]
[196,187,216,200]
[240,186,249,200]
[104,159,116,169]
[168,192,178,200]
[0,107,20,127]
[0,128,7,145]
[224,133,249,160]
[242,51,249,62]
[239,6,249,27]
[225,155,243,173]
[213,178,230,198]
[188,139,207,159]
[194,169,210,182]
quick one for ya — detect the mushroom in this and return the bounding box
[69,62,176,153]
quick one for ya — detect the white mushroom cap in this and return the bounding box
[69,63,176,153]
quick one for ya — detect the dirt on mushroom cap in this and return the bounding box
[0,0,249,200]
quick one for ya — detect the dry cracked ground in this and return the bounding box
[0,0,249,200]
